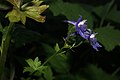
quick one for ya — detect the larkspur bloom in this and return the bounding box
[65,16,102,51]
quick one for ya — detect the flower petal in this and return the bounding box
[76,16,82,25]
[64,20,76,25]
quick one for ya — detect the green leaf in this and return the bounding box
[26,57,41,70]
[92,0,120,24]
[12,26,41,47]
[41,43,56,56]
[42,43,69,73]
[49,0,93,28]
[84,64,118,80]
[0,23,3,32]
[106,5,120,23]
[7,0,22,8]
[6,0,49,24]
[92,0,114,18]
[22,1,49,23]
[26,58,37,70]
[34,57,41,68]
[31,0,43,6]
[20,13,26,25]
[44,66,54,80]
[49,54,69,73]
[55,74,86,80]
[6,9,21,22]
[54,43,60,52]
[67,25,76,35]
[23,67,34,73]
[24,57,47,74]
[95,27,120,51]
[0,3,10,10]
[25,10,46,23]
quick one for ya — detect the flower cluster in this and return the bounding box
[65,16,102,51]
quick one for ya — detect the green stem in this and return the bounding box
[112,67,120,77]
[0,22,14,80]
[42,41,83,66]
[42,47,65,66]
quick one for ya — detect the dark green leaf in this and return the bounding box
[41,43,56,56]
[44,66,53,80]
[49,0,93,28]
[0,23,3,32]
[106,5,120,23]
[95,27,120,51]
[84,64,118,80]
[12,25,41,47]
[42,43,69,73]
[92,0,114,18]
[0,3,10,10]
[49,54,69,73]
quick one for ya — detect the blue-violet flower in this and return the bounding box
[65,16,102,51]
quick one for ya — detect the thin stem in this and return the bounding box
[42,42,77,66]
[42,47,65,66]
[112,67,120,77]
[0,22,14,80]
[42,52,57,66]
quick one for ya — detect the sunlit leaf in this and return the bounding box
[7,0,22,8]
[25,11,46,23]
[24,57,47,74]
[6,0,49,24]
[20,13,26,25]
[32,0,43,6]
[54,43,60,52]
[34,57,41,68]
[26,58,36,70]
[5,9,21,22]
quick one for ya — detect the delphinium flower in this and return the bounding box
[65,16,102,51]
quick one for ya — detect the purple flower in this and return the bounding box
[65,16,102,51]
